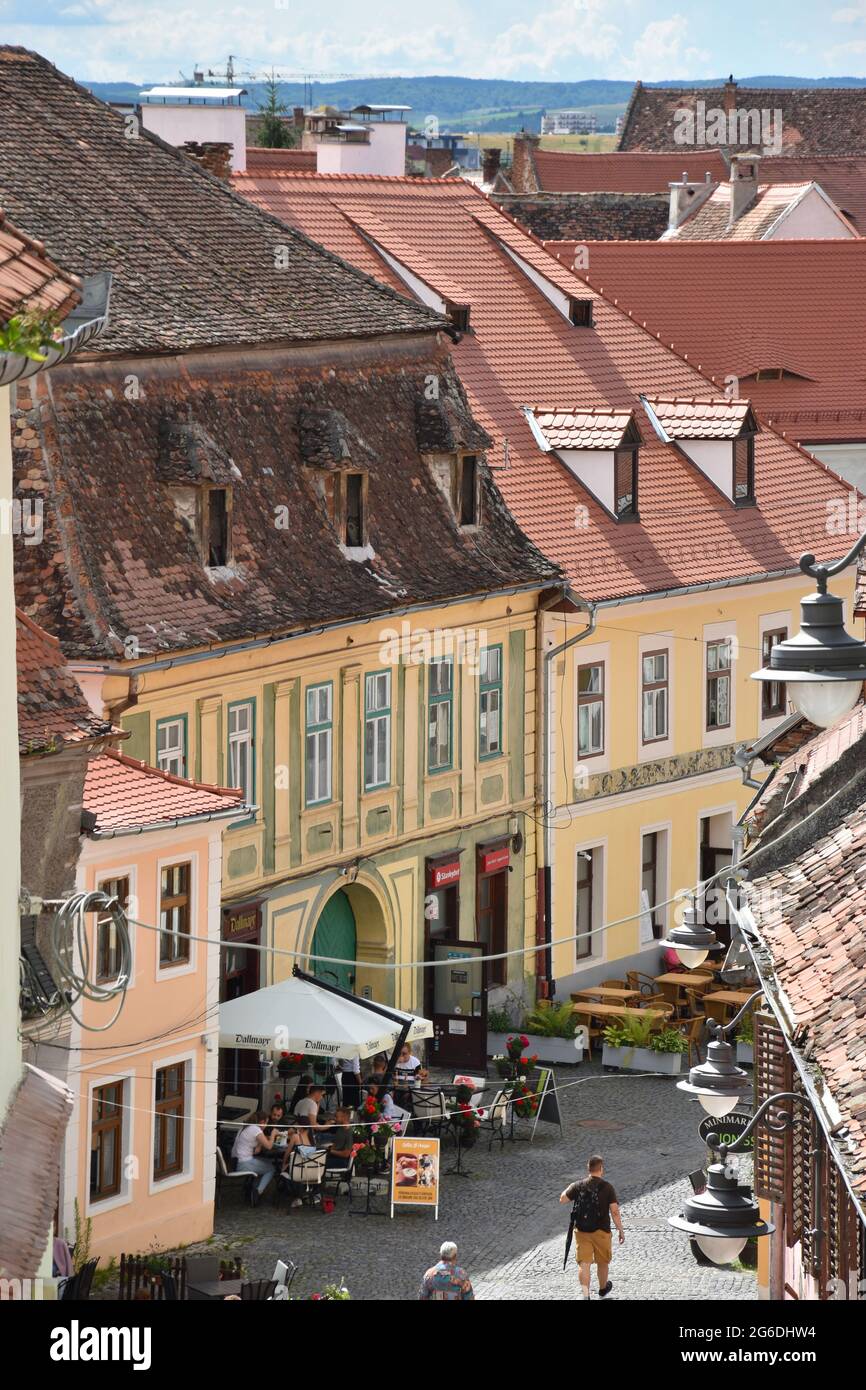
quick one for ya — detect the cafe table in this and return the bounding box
[187,1278,244,1301]
[571,986,640,1002]
[653,972,712,1009]
[701,989,758,1024]
[570,1002,668,1021]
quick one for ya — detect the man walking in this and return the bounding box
[419,1241,474,1300]
[560,1155,624,1300]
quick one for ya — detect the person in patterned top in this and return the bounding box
[419,1242,475,1300]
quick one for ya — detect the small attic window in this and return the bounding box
[449,304,471,333]
[569,297,593,328]
[614,447,639,521]
[205,487,231,566]
[345,472,365,546]
[457,454,478,526]
[733,436,755,505]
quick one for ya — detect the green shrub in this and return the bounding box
[520,1000,578,1039]
[649,1027,688,1054]
[736,1013,754,1045]
[488,1005,516,1033]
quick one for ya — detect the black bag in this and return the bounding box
[571,1178,603,1232]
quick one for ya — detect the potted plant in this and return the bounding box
[277,1051,305,1080]
[602,1014,686,1074]
[448,1084,483,1147]
[489,1002,585,1065]
[736,1012,754,1066]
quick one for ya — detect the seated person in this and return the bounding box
[321,1107,355,1169]
[394,1043,427,1107]
[363,1078,401,1121]
[294,1083,326,1129]
[231,1111,278,1201]
[289,1073,314,1112]
[279,1124,318,1174]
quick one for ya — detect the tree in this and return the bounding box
[256,72,296,149]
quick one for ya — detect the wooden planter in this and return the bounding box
[601,1044,684,1075]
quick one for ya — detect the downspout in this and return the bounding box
[538,588,597,999]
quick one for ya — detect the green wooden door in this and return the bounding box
[311,890,357,994]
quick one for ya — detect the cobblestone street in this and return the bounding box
[197,1064,758,1302]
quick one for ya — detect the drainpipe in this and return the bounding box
[538,588,596,999]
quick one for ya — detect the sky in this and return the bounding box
[3,0,866,84]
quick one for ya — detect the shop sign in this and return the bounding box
[480,845,510,874]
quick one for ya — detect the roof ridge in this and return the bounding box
[100,745,244,799]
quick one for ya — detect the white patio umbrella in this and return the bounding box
[218,969,433,1061]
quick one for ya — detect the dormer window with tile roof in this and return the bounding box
[525,407,641,522]
[156,411,239,571]
[641,396,759,506]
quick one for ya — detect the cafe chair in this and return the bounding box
[681,1015,707,1068]
[241,1279,278,1301]
[222,1094,258,1121]
[626,971,658,998]
[409,1090,447,1137]
[283,1148,328,1203]
[185,1254,220,1287]
[60,1257,98,1301]
[271,1259,299,1295]
[477,1089,510,1152]
[215,1148,251,1208]
[601,979,627,989]
[322,1151,355,1204]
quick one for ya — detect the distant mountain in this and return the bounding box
[80,74,866,134]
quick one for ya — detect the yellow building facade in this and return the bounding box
[543,571,857,993]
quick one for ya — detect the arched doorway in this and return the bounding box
[310,889,357,993]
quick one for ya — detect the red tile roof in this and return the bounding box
[0,208,80,324]
[643,396,754,440]
[245,147,316,173]
[83,747,246,835]
[528,151,866,231]
[542,239,866,444]
[234,172,860,603]
[668,181,857,242]
[529,408,634,450]
[16,609,114,755]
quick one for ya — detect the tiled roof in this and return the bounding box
[744,705,866,1194]
[84,748,246,834]
[618,82,866,157]
[245,148,317,173]
[494,192,669,243]
[643,396,754,439]
[0,48,444,353]
[529,408,635,450]
[234,171,860,604]
[0,209,81,324]
[13,343,558,657]
[16,609,114,754]
[668,181,856,241]
[542,239,866,443]
[532,149,729,193]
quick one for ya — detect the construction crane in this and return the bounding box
[184,58,404,111]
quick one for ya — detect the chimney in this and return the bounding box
[293,106,305,130]
[668,171,715,229]
[728,154,760,226]
[482,147,501,184]
[511,131,541,194]
[181,140,233,182]
[723,75,737,116]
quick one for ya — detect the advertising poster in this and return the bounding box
[391,1136,440,1219]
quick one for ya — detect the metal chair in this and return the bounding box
[477,1088,510,1151]
[60,1257,98,1301]
[626,971,659,997]
[281,1148,328,1204]
[271,1259,299,1295]
[215,1147,251,1207]
[409,1089,447,1137]
[322,1150,355,1204]
[241,1279,278,1301]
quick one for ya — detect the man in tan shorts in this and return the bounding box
[560,1155,625,1299]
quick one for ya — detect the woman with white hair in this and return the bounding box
[418,1241,474,1300]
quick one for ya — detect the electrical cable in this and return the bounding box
[48,891,131,1031]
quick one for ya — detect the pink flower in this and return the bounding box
[370,1123,379,1133]
[393,1122,402,1133]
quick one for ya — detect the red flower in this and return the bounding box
[280,1051,289,1058]
[519,1034,529,1047]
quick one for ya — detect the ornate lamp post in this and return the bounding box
[660,891,723,970]
[669,1090,817,1264]
[677,989,762,1118]
[752,542,866,727]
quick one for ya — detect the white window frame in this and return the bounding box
[758,609,793,737]
[156,717,186,777]
[638,821,672,949]
[227,701,254,804]
[364,671,391,790]
[641,650,670,745]
[305,683,333,805]
[572,641,611,779]
[148,1049,196,1194]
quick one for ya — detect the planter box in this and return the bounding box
[488,1031,584,1066]
[736,1042,754,1066]
[602,1044,684,1075]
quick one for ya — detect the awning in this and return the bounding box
[218,969,433,1061]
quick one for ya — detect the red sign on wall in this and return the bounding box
[429,860,461,889]
[480,846,510,875]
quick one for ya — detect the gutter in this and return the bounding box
[591,565,806,610]
[539,586,597,995]
[88,801,257,839]
[0,272,112,386]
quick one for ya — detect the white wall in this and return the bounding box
[806,441,866,491]
[680,439,733,498]
[315,122,406,177]
[557,448,616,514]
[140,105,247,172]
[767,188,856,239]
[0,386,22,1125]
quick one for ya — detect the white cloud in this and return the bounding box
[620,16,712,81]
[832,1,866,21]
[486,0,620,78]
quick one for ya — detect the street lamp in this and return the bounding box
[751,541,866,727]
[677,990,762,1117]
[669,1090,815,1263]
[660,892,723,969]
